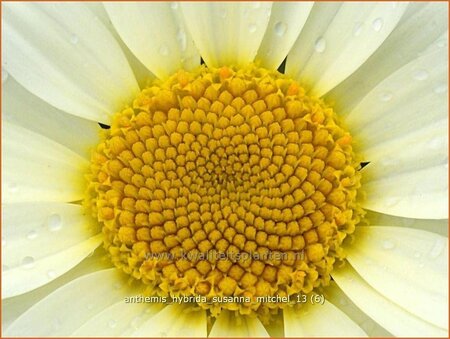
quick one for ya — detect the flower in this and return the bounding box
[2,1,448,337]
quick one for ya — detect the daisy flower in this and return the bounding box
[2,1,448,337]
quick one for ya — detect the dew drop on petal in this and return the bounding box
[22,256,35,269]
[429,238,446,259]
[47,270,57,279]
[353,22,363,37]
[372,18,383,32]
[47,214,62,231]
[159,45,169,56]
[8,182,18,193]
[381,239,396,250]
[413,69,429,81]
[385,197,400,207]
[27,230,38,240]
[70,34,79,45]
[274,21,287,37]
[52,318,63,331]
[427,136,443,150]
[433,83,448,94]
[379,91,393,102]
[248,23,257,33]
[130,316,142,330]
[2,68,9,84]
[314,37,326,53]
[176,29,187,52]
[108,319,118,329]
[339,296,348,306]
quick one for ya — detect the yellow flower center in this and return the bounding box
[86,65,363,321]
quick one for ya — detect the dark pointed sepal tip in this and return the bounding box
[277,57,287,74]
[200,57,206,65]
[358,161,371,171]
[98,122,111,129]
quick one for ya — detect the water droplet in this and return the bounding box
[353,22,363,37]
[314,37,326,53]
[413,69,429,81]
[427,136,443,150]
[108,319,117,329]
[274,21,287,37]
[8,182,18,193]
[248,23,257,33]
[130,316,141,330]
[176,29,187,52]
[372,18,383,32]
[47,270,57,279]
[52,318,63,331]
[382,239,396,250]
[22,256,35,269]
[379,91,393,102]
[429,238,445,258]
[87,303,94,310]
[2,68,8,84]
[170,2,178,10]
[339,296,348,306]
[159,45,169,56]
[385,197,400,207]
[436,39,446,48]
[27,230,38,240]
[47,214,62,231]
[434,83,447,94]
[70,34,79,45]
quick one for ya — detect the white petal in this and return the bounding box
[4,268,141,336]
[2,2,139,124]
[347,49,448,219]
[327,3,448,114]
[3,76,99,159]
[321,282,392,337]
[180,2,272,67]
[2,121,88,203]
[284,299,367,337]
[345,226,448,329]
[132,304,207,337]
[2,247,112,330]
[332,264,448,337]
[85,2,155,88]
[365,211,448,237]
[2,202,100,297]
[255,2,314,70]
[286,2,407,97]
[209,310,269,337]
[105,3,200,80]
[3,232,101,298]
[73,301,163,337]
